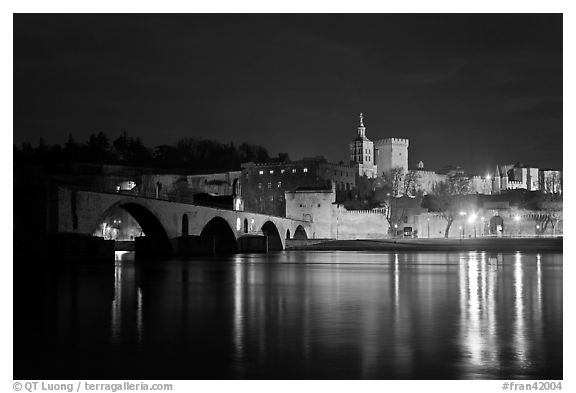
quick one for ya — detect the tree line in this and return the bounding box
[14,132,271,171]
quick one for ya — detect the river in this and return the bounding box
[14,250,562,380]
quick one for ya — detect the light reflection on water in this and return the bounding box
[18,251,562,380]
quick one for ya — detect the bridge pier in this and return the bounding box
[134,236,173,259]
[170,235,217,256]
[238,234,269,253]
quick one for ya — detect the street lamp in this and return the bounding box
[459,212,466,237]
[468,213,477,238]
[427,217,430,239]
[514,215,521,237]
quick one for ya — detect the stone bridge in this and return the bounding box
[56,187,312,256]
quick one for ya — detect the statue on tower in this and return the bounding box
[359,112,364,127]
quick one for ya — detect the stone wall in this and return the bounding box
[410,208,563,239]
[412,170,447,194]
[285,188,334,238]
[333,207,389,239]
[285,189,390,239]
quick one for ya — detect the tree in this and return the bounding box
[381,167,402,197]
[423,178,473,238]
[374,168,422,236]
[544,172,562,195]
[403,170,420,197]
[86,132,113,162]
[536,197,563,236]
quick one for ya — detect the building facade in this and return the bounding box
[241,158,356,217]
[493,163,562,194]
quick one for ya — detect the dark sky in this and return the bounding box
[13,14,563,174]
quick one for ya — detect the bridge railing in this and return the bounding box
[59,184,310,223]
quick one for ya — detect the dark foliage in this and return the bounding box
[14,132,270,171]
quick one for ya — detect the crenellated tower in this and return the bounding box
[374,137,409,175]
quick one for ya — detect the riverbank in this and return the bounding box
[287,237,563,252]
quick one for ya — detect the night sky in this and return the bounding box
[13,14,562,174]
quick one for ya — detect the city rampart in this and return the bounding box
[409,208,563,239]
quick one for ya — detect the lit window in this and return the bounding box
[292,169,296,173]
[277,181,282,188]
[281,169,285,174]
[270,170,274,174]
[303,168,308,173]
[258,183,262,189]
[259,170,264,175]
[267,182,271,189]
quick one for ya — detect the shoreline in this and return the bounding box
[287,237,563,253]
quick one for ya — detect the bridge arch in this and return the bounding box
[293,225,308,240]
[92,201,173,257]
[201,216,238,254]
[261,220,283,251]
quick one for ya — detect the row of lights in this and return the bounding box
[458,211,521,223]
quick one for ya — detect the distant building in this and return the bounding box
[436,165,465,177]
[492,162,560,194]
[412,166,447,194]
[469,175,492,194]
[138,171,241,205]
[241,157,356,217]
[510,163,540,191]
[349,113,378,178]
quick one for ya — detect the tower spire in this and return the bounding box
[357,112,366,138]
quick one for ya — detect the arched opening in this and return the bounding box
[261,221,283,251]
[294,225,308,240]
[116,203,173,258]
[490,215,504,236]
[244,218,249,234]
[286,229,291,239]
[200,217,238,254]
[182,214,189,236]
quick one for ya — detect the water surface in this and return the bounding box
[14,251,562,379]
